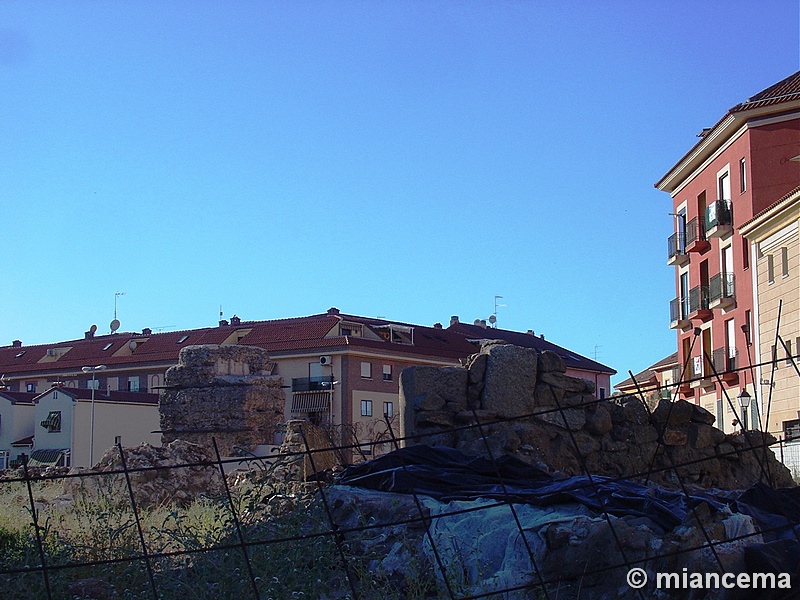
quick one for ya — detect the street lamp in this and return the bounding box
[738,388,752,431]
[82,365,107,466]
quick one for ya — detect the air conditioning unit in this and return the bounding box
[319,355,333,366]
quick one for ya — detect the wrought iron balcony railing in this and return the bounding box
[292,376,335,392]
[709,273,735,303]
[688,285,710,314]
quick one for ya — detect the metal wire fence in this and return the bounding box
[0,392,800,600]
[1,353,799,599]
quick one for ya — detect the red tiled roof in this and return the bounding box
[0,391,36,404]
[34,386,160,405]
[739,185,800,231]
[0,312,477,376]
[731,71,800,112]
[447,322,616,374]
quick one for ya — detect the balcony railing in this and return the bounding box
[667,232,688,264]
[685,216,706,248]
[705,200,733,238]
[712,347,739,382]
[670,297,690,328]
[709,273,735,308]
[688,285,710,315]
[292,376,335,392]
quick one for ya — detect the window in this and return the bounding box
[780,247,789,278]
[718,171,730,201]
[177,335,189,344]
[784,420,800,441]
[384,401,394,418]
[102,343,113,351]
[599,388,606,400]
[786,340,794,366]
[361,400,373,417]
[739,158,747,193]
[742,238,750,270]
[87,378,100,390]
[767,255,775,284]
[26,382,36,393]
[382,364,393,381]
[360,362,372,379]
[41,411,61,433]
[114,436,122,446]
[127,377,140,392]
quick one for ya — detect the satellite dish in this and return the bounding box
[110,319,121,333]
[89,324,98,334]
[129,340,138,351]
[488,315,497,324]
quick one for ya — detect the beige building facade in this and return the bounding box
[741,187,800,442]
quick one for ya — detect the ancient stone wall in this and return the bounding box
[159,345,285,457]
[400,341,794,490]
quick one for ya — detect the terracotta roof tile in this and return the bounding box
[447,322,616,374]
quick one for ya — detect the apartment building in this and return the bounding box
[656,71,800,434]
[0,308,616,461]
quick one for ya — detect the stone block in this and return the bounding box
[662,429,688,446]
[539,372,587,393]
[537,408,586,431]
[585,405,612,436]
[467,353,488,384]
[481,344,538,418]
[538,350,566,373]
[535,383,565,407]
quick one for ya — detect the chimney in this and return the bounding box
[526,330,534,335]
[12,340,22,348]
[450,315,459,326]
[219,319,229,327]
[480,320,487,328]
[230,315,241,326]
[327,307,340,315]
[141,328,152,335]
[433,322,443,329]
[540,334,545,340]
[85,330,94,339]
[473,319,481,326]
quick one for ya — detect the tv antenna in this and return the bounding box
[490,295,505,328]
[114,291,125,320]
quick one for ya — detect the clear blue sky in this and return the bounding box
[1,1,798,384]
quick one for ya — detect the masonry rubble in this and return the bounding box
[159,344,285,457]
[399,340,794,490]
[63,439,224,508]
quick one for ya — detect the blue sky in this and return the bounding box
[1,1,798,383]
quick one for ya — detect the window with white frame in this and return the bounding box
[26,382,36,393]
[382,364,392,381]
[360,362,372,379]
[739,158,746,193]
[128,377,140,392]
[384,401,394,418]
[780,247,789,278]
[87,378,100,390]
[361,399,373,417]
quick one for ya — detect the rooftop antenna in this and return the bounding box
[114,291,125,320]
[491,295,505,328]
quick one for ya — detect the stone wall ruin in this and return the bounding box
[159,345,285,457]
[400,341,794,490]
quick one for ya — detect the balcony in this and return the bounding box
[685,216,710,253]
[689,357,715,390]
[688,285,712,321]
[705,200,733,239]
[712,347,739,384]
[292,376,335,393]
[669,297,690,329]
[709,273,736,310]
[667,232,689,266]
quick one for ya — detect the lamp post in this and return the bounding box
[738,388,752,432]
[82,365,107,466]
